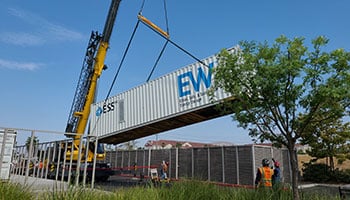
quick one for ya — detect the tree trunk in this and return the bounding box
[330,156,334,172]
[288,144,300,200]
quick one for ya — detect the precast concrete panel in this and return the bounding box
[0,130,16,181]
[104,145,292,186]
[90,47,239,139]
[178,148,192,178]
[237,146,254,185]
[224,146,238,184]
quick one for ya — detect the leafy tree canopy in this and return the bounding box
[25,136,39,153]
[211,35,350,200]
[302,117,350,170]
[212,35,350,148]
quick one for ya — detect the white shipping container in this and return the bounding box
[90,46,238,143]
[0,130,16,180]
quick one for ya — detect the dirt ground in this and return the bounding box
[298,154,350,174]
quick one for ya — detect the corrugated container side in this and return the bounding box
[90,46,238,138]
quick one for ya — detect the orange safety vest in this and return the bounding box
[162,163,168,173]
[39,162,43,169]
[258,167,273,187]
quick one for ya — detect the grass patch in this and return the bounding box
[1,180,343,200]
[39,187,117,200]
[0,181,34,200]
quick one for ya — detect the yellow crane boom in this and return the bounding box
[64,0,120,163]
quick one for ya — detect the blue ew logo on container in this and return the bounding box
[177,63,214,98]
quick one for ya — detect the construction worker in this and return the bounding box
[133,162,137,177]
[272,158,281,189]
[255,158,274,188]
[39,161,43,169]
[160,160,169,180]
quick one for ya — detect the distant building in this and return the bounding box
[144,139,218,149]
[295,143,311,154]
[250,142,311,153]
[211,141,235,146]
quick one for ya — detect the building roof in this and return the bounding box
[144,139,217,148]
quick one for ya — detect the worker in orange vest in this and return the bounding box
[255,158,274,188]
[160,160,169,180]
[39,161,43,169]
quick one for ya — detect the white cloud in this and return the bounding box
[0,58,43,71]
[0,32,45,46]
[2,7,84,46]
[47,24,84,41]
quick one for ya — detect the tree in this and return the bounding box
[176,142,183,148]
[210,35,350,200]
[25,136,39,156]
[302,118,350,171]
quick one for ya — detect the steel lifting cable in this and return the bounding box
[146,40,169,82]
[105,0,154,97]
[163,0,169,34]
[90,2,144,136]
[104,20,140,100]
[91,20,141,135]
[138,1,209,69]
[145,0,170,82]
[104,0,149,99]
[140,22,210,68]
[139,0,146,15]
[106,0,209,99]
[157,32,210,69]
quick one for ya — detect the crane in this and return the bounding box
[49,0,121,182]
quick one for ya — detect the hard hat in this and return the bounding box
[274,161,280,167]
[262,158,270,167]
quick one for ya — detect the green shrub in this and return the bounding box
[331,169,350,183]
[297,149,306,154]
[303,162,350,183]
[302,163,332,182]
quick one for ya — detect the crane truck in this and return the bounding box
[48,0,121,182]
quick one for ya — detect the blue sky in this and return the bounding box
[1,0,350,146]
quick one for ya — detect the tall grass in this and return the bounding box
[1,180,342,200]
[0,181,33,200]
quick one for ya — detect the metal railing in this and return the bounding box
[1,127,101,188]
